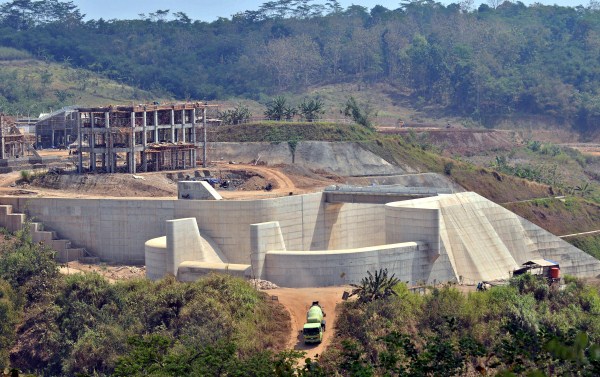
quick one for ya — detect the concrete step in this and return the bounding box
[29,222,43,233]
[32,231,55,244]
[49,239,71,251]
[79,256,100,264]
[57,248,84,263]
[6,213,25,232]
[0,205,12,216]
[0,204,98,265]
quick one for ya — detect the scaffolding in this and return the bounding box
[76,102,218,174]
[0,114,32,159]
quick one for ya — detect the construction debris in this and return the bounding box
[249,279,279,290]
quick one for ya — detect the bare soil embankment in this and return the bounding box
[378,128,520,156]
[503,197,600,236]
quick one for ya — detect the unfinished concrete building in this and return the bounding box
[76,103,217,173]
[35,107,78,149]
[0,114,31,159]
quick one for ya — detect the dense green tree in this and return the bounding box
[5,0,600,131]
[0,279,18,368]
[265,96,296,120]
[298,97,324,121]
[219,103,252,125]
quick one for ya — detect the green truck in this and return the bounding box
[303,301,326,344]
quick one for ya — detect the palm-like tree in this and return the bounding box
[349,269,400,304]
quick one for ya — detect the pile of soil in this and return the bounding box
[237,175,273,191]
[28,173,177,197]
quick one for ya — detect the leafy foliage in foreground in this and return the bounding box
[0,227,300,376]
[349,268,400,303]
[324,274,600,376]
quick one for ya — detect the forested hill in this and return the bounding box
[3,0,600,130]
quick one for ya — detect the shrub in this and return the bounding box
[444,162,454,175]
[19,170,31,183]
[0,279,18,368]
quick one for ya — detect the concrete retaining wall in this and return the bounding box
[263,242,430,287]
[0,194,385,264]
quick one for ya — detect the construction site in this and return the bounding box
[0,127,596,358]
[74,102,217,173]
[0,136,595,285]
[34,103,219,173]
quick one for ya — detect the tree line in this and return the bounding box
[3,0,600,130]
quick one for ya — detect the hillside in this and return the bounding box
[2,1,600,132]
[0,47,162,115]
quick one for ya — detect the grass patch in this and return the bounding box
[567,234,600,260]
[504,197,600,235]
[212,121,375,142]
[0,47,31,61]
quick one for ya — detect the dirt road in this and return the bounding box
[269,286,348,360]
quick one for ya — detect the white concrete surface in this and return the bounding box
[145,236,167,280]
[387,192,600,283]
[263,242,431,287]
[4,188,600,287]
[178,181,222,200]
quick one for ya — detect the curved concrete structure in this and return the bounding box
[144,218,237,280]
[141,191,600,287]
[263,242,438,288]
[2,184,599,287]
[145,236,167,280]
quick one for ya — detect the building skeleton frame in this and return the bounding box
[75,103,218,173]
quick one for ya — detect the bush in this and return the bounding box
[323,272,600,375]
[0,229,59,306]
[0,279,18,368]
[444,162,454,175]
[19,170,31,183]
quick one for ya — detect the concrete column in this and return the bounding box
[191,109,197,144]
[250,221,287,281]
[130,111,136,174]
[202,107,207,168]
[142,111,147,172]
[105,112,112,173]
[170,109,175,142]
[90,133,96,170]
[191,109,197,168]
[181,109,186,143]
[77,112,83,173]
[154,111,159,142]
